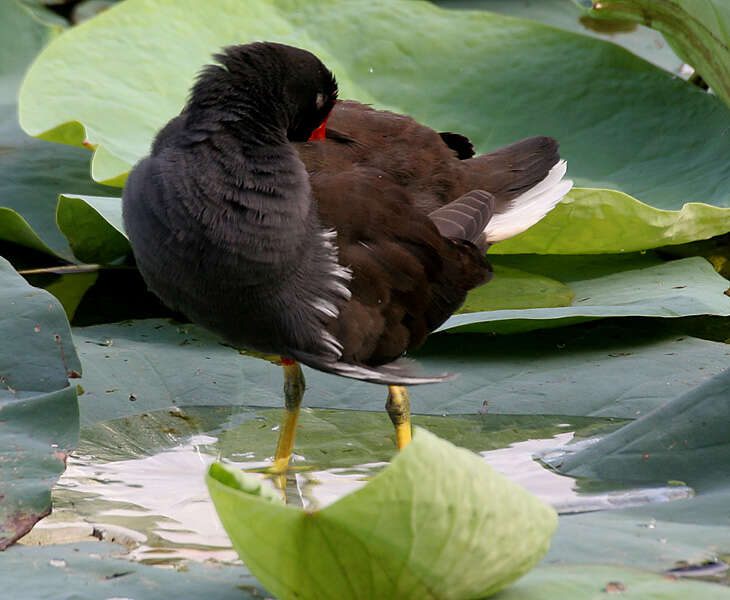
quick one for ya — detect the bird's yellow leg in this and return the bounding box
[272,359,305,473]
[386,385,412,449]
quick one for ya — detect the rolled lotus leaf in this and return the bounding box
[207,427,557,599]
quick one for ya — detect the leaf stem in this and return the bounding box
[17,264,117,275]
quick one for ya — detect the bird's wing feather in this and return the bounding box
[428,189,495,246]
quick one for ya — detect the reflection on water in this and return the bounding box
[26,406,693,565]
[52,434,242,564]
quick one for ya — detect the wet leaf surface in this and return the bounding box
[72,318,730,424]
[28,408,619,567]
[499,564,730,599]
[6,541,730,599]
[1,542,264,600]
[20,400,729,588]
[555,367,730,492]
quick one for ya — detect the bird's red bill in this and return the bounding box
[308,116,329,141]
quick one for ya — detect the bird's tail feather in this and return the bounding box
[483,160,572,243]
[288,349,455,385]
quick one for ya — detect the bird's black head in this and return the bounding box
[195,42,338,142]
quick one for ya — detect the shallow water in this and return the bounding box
[25,406,694,565]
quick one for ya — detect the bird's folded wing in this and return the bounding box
[428,189,496,245]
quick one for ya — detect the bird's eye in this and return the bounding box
[315,92,326,109]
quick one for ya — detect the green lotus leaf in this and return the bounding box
[588,0,730,109]
[544,367,730,572]
[12,1,69,29]
[0,256,80,549]
[0,541,265,599]
[500,564,730,599]
[207,427,557,600]
[72,316,729,422]
[0,207,58,257]
[445,255,730,334]
[41,270,99,321]
[460,264,574,312]
[493,188,730,255]
[18,0,730,218]
[0,0,119,261]
[56,194,128,264]
[437,0,685,74]
[555,366,730,491]
[549,488,730,572]
[5,543,730,600]
[0,1,56,99]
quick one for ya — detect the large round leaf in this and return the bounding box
[6,542,729,599]
[0,257,80,549]
[549,484,730,573]
[18,0,730,214]
[492,188,730,254]
[0,0,119,260]
[588,0,730,109]
[448,255,730,334]
[555,367,730,492]
[500,564,730,599]
[545,367,730,571]
[436,0,685,74]
[72,318,730,423]
[0,541,264,599]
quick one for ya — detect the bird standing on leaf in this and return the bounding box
[122,42,572,471]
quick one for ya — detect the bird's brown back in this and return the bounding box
[297,100,559,215]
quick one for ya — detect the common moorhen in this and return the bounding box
[122,42,572,470]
